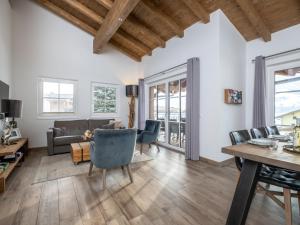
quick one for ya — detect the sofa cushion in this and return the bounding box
[88,119,113,131]
[102,123,115,129]
[54,120,88,136]
[53,127,65,137]
[54,135,84,146]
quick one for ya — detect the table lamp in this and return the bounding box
[126,85,138,128]
[1,99,22,128]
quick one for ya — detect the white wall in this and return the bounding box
[218,12,246,160]
[0,0,12,87]
[142,10,246,162]
[245,24,300,128]
[11,0,141,148]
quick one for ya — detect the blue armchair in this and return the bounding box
[89,129,137,189]
[136,120,161,154]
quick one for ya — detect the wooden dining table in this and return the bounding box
[222,142,300,225]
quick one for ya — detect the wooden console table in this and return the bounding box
[0,138,28,193]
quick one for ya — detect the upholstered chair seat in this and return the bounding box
[250,127,268,139]
[136,120,161,154]
[266,125,280,135]
[89,129,137,189]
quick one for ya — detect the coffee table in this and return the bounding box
[70,142,90,165]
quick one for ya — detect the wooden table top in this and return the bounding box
[222,143,300,172]
[0,138,28,156]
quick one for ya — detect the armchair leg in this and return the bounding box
[126,165,133,183]
[298,191,300,215]
[140,144,143,155]
[155,142,160,152]
[283,188,292,225]
[88,162,93,176]
[102,169,107,189]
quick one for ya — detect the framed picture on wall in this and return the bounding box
[224,89,242,104]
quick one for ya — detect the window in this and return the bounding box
[91,82,119,116]
[275,67,300,126]
[38,78,77,117]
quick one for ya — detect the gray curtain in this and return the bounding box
[186,58,200,160]
[253,56,266,128]
[138,79,145,130]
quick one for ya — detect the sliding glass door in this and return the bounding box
[149,77,186,152]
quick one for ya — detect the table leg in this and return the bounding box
[225,159,261,225]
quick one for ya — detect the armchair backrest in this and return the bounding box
[265,126,280,135]
[229,130,251,171]
[91,129,137,169]
[229,130,251,145]
[145,120,161,136]
[145,120,161,141]
[250,127,268,139]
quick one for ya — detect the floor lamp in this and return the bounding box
[126,85,138,128]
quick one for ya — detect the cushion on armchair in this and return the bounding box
[52,127,65,137]
[54,135,84,146]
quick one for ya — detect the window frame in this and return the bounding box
[265,54,300,126]
[37,77,78,119]
[90,82,120,118]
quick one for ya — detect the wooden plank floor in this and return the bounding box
[0,147,299,225]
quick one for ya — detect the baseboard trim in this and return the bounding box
[199,156,234,167]
[29,146,47,151]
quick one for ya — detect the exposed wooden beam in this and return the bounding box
[35,0,141,61]
[235,0,271,42]
[36,0,97,36]
[181,0,209,24]
[93,0,141,53]
[63,0,104,23]
[125,18,165,48]
[62,0,150,55]
[96,0,113,9]
[114,30,152,55]
[139,1,184,38]
[110,39,142,61]
[97,0,165,48]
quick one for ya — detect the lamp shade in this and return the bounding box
[126,85,138,97]
[1,99,22,118]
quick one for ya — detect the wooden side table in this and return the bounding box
[71,142,90,165]
[0,138,28,192]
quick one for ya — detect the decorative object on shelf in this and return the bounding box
[9,128,22,143]
[126,85,138,128]
[1,99,22,128]
[0,162,9,175]
[224,89,242,104]
[1,120,13,145]
[293,118,300,149]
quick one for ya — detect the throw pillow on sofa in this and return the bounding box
[53,127,65,137]
[102,123,115,129]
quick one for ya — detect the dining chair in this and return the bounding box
[89,129,137,189]
[136,120,161,154]
[250,127,268,139]
[229,130,251,170]
[229,130,300,225]
[266,125,280,135]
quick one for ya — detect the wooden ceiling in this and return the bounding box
[35,0,300,61]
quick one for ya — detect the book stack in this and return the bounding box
[0,162,9,175]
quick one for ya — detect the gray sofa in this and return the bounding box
[47,119,113,155]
